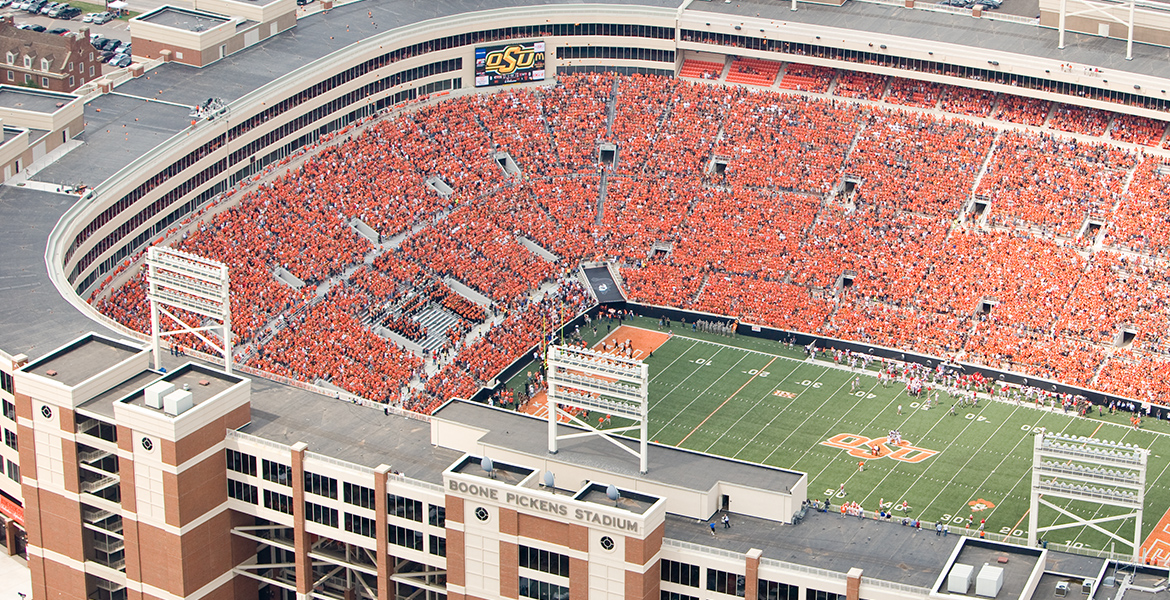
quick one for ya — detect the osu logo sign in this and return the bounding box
[483,44,542,75]
[820,433,938,464]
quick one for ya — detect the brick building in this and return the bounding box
[0,17,100,92]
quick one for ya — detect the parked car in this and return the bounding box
[25,1,47,14]
[0,0,13,9]
[58,6,80,18]
[92,11,112,23]
[47,27,68,35]
[39,2,61,15]
[112,55,130,67]
[27,24,45,32]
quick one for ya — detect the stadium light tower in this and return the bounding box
[546,344,650,473]
[1029,432,1146,558]
[1058,0,1137,60]
[146,247,233,373]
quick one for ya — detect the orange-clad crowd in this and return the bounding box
[95,72,1170,410]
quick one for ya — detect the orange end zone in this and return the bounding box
[518,326,674,422]
[593,325,673,359]
[1140,507,1170,566]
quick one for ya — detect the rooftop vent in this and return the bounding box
[45,369,57,377]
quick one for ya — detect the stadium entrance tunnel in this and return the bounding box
[598,143,617,166]
[1115,326,1137,349]
[836,270,856,292]
[710,156,729,176]
[976,298,997,317]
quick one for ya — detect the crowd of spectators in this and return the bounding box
[94,72,1170,412]
[1109,114,1167,147]
[1048,104,1112,137]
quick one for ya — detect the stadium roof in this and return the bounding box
[693,0,1170,79]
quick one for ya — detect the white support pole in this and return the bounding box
[791,0,797,11]
[150,296,161,370]
[1029,434,1041,547]
[548,368,558,455]
[1059,0,1067,49]
[1127,0,1135,60]
[640,363,648,474]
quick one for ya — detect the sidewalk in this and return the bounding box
[0,550,30,600]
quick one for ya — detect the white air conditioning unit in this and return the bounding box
[143,381,174,409]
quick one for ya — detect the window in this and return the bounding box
[806,591,845,600]
[40,59,49,72]
[262,459,291,486]
[68,61,72,72]
[305,502,338,528]
[519,577,569,600]
[429,504,445,527]
[520,546,570,578]
[4,52,12,65]
[663,593,699,600]
[69,75,73,87]
[344,512,376,538]
[388,493,422,521]
[0,371,12,395]
[22,56,29,68]
[263,489,293,515]
[41,77,47,88]
[662,560,700,588]
[707,569,745,597]
[388,523,423,551]
[429,534,446,556]
[1,398,14,421]
[343,482,375,509]
[759,580,800,600]
[89,66,94,76]
[227,479,257,504]
[24,74,30,84]
[304,472,337,499]
[3,429,16,450]
[225,449,256,476]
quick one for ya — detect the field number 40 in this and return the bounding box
[800,380,822,388]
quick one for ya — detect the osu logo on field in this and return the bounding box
[820,433,938,463]
[484,45,541,75]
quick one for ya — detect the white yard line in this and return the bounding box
[647,346,727,413]
[650,351,752,439]
[700,359,806,454]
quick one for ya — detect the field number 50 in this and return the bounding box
[800,380,823,388]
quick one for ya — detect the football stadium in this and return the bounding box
[4,0,1170,599]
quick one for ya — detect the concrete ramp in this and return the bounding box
[518,236,559,263]
[350,217,381,244]
[444,276,493,307]
[273,267,305,290]
[426,176,454,197]
[582,264,624,303]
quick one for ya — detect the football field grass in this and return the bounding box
[513,316,1170,556]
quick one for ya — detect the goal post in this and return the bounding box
[545,344,650,473]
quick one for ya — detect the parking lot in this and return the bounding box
[4,2,135,75]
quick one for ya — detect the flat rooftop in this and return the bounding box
[239,377,464,484]
[575,482,657,514]
[137,7,231,31]
[78,370,161,420]
[450,455,534,484]
[120,362,241,412]
[433,401,806,494]
[665,509,961,587]
[22,335,141,386]
[0,86,74,114]
[941,538,1045,600]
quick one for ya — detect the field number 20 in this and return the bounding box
[800,380,823,388]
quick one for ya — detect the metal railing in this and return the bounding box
[304,451,375,476]
[226,429,293,453]
[758,557,849,582]
[662,538,746,562]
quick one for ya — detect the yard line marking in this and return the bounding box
[757,367,854,465]
[798,378,898,480]
[1010,509,1030,535]
[647,339,699,385]
[679,356,777,446]
[942,410,1047,527]
[648,346,726,413]
[915,403,1022,520]
[651,351,752,440]
[982,416,1078,526]
[701,360,804,455]
[731,364,832,461]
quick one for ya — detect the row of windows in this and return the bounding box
[390,493,423,521]
[1,399,14,422]
[708,568,746,597]
[519,545,570,578]
[263,459,291,486]
[344,512,376,538]
[69,21,672,283]
[5,459,16,482]
[663,593,699,600]
[227,479,258,504]
[3,429,16,450]
[389,523,424,551]
[555,46,674,63]
[760,580,799,600]
[679,29,1170,113]
[226,449,256,476]
[344,481,376,509]
[305,471,338,499]
[662,560,701,588]
[264,489,293,514]
[0,372,13,396]
[429,534,446,557]
[520,576,569,600]
[806,591,845,600]
[306,501,339,528]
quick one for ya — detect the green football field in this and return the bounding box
[507,317,1170,556]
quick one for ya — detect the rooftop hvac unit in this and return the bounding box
[163,389,193,416]
[1055,582,1069,597]
[1082,579,1094,595]
[143,381,174,409]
